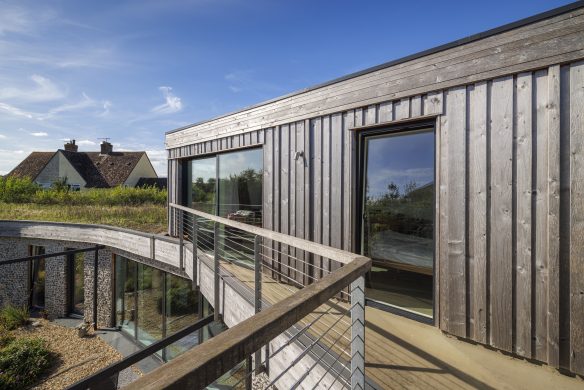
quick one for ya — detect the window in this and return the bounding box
[29,245,46,309]
[114,255,210,361]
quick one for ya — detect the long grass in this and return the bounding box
[0,177,168,233]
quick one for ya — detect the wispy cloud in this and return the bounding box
[0,102,35,119]
[151,86,183,114]
[0,134,6,139]
[31,131,48,137]
[0,74,65,102]
[77,140,96,146]
[224,70,283,96]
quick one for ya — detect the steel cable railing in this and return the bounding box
[132,204,371,390]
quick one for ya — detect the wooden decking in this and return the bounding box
[221,261,584,390]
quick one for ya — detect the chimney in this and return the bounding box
[64,139,78,152]
[100,140,113,155]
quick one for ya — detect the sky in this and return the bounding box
[0,0,574,176]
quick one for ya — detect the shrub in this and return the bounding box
[0,306,29,331]
[0,177,40,203]
[0,337,52,389]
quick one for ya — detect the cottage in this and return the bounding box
[7,140,158,189]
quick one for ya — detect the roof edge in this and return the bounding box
[166,0,584,136]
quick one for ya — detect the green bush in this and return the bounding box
[0,177,166,206]
[0,177,40,203]
[0,306,29,331]
[0,337,52,389]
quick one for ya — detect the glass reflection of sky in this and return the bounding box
[191,149,263,182]
[366,130,434,198]
[219,149,263,179]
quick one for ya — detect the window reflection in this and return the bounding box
[362,129,434,317]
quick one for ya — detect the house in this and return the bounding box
[7,140,158,189]
[162,1,584,383]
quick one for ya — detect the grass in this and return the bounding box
[0,202,168,234]
[0,177,168,234]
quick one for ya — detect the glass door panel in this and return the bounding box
[137,264,164,345]
[362,129,434,317]
[30,246,46,309]
[69,252,84,315]
[191,156,217,214]
[115,257,136,337]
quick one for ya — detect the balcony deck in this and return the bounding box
[221,261,583,390]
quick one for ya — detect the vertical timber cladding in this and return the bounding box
[262,94,443,285]
[437,61,584,374]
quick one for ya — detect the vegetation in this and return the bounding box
[0,177,167,233]
[0,337,52,389]
[0,306,29,331]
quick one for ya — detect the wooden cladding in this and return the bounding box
[167,7,584,148]
[437,62,584,374]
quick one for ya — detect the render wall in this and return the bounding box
[124,154,158,187]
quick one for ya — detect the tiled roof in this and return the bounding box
[7,152,56,180]
[61,151,146,188]
[8,150,151,188]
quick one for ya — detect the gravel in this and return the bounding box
[10,319,136,390]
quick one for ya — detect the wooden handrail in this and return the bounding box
[170,203,361,265]
[125,256,371,390]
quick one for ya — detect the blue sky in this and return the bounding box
[0,0,573,176]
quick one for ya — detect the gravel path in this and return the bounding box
[10,319,138,389]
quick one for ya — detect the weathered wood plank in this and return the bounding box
[296,120,306,285]
[514,72,533,358]
[343,110,355,253]
[322,116,331,273]
[569,60,584,375]
[280,124,290,280]
[410,95,422,117]
[534,68,550,362]
[330,113,343,257]
[468,81,488,345]
[489,76,514,352]
[394,98,410,120]
[273,127,281,281]
[313,118,323,278]
[263,128,274,280]
[423,91,444,115]
[438,106,449,331]
[444,86,467,337]
[546,64,561,368]
[304,119,311,283]
[289,122,297,282]
[378,101,393,122]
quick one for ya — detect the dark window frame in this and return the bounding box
[355,119,437,325]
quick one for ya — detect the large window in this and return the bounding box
[114,256,210,361]
[360,128,435,318]
[188,148,263,225]
[188,148,263,268]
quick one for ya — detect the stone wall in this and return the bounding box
[0,239,30,309]
[84,248,114,327]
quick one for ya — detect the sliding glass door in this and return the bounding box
[360,128,435,318]
[68,252,85,316]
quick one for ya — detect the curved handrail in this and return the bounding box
[170,203,360,265]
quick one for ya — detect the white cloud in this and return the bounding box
[0,102,35,118]
[77,140,96,146]
[31,132,48,137]
[151,86,183,115]
[0,74,65,102]
[146,149,168,176]
[0,134,6,139]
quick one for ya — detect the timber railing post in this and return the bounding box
[192,215,198,290]
[178,209,184,270]
[350,275,366,390]
[213,221,220,322]
[93,247,99,331]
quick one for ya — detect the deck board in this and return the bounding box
[220,261,584,390]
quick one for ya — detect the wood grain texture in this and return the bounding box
[489,76,514,351]
[468,81,488,344]
[534,69,550,361]
[569,60,584,375]
[546,64,561,368]
[444,86,467,337]
[514,72,533,358]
